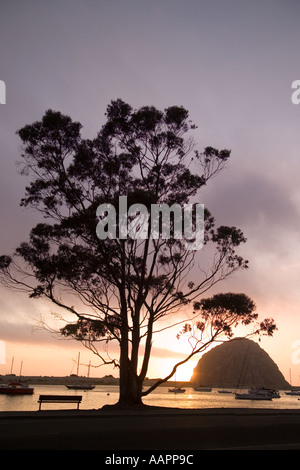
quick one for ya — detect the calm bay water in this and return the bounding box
[1,385,300,412]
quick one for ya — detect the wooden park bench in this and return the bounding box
[38,394,82,411]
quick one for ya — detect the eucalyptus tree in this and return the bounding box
[0,100,275,407]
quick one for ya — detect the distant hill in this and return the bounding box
[191,338,290,389]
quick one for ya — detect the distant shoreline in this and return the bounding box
[1,374,119,386]
[0,374,292,389]
[0,374,190,387]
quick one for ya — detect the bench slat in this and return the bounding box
[38,394,82,410]
[38,395,82,401]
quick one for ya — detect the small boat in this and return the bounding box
[0,381,34,395]
[67,353,95,390]
[235,392,272,401]
[250,387,280,398]
[285,390,300,396]
[168,371,185,394]
[66,384,95,390]
[194,386,212,392]
[168,387,186,394]
[218,390,233,394]
[235,387,278,401]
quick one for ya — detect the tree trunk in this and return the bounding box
[118,369,144,408]
[115,324,144,408]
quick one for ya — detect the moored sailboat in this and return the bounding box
[285,389,300,396]
[0,381,34,395]
[168,371,186,394]
[194,386,212,392]
[0,358,34,395]
[235,390,272,401]
[66,384,95,390]
[168,386,186,393]
[66,354,95,391]
[235,387,279,400]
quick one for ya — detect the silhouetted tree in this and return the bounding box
[0,100,275,407]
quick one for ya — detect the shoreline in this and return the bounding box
[1,374,292,389]
[2,406,300,423]
[0,374,190,388]
[2,404,300,416]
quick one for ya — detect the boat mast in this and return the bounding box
[235,345,249,392]
[10,356,14,375]
[77,352,80,376]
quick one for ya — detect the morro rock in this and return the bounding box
[191,338,290,389]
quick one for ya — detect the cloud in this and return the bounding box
[202,163,300,254]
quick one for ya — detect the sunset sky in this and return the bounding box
[1,0,300,383]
